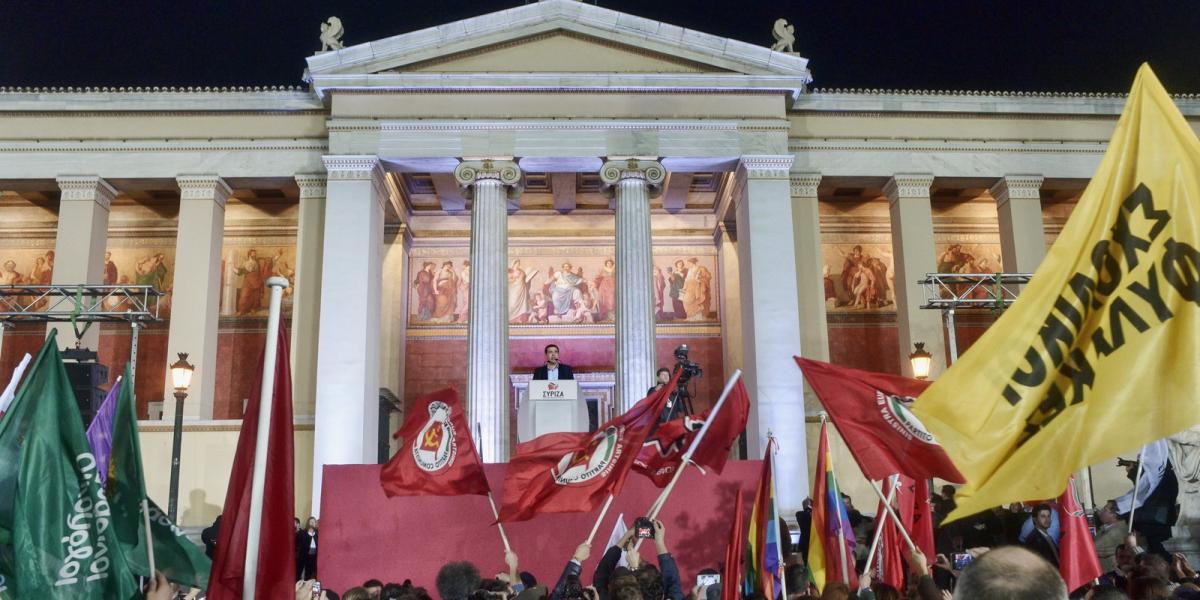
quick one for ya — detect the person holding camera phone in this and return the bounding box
[592,519,683,600]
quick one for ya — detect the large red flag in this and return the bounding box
[794,357,964,483]
[498,380,674,522]
[208,324,295,600]
[720,490,746,600]
[872,477,906,591]
[909,477,936,562]
[379,387,490,497]
[634,378,749,487]
[1057,477,1102,593]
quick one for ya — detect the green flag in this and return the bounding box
[107,364,211,588]
[0,332,139,599]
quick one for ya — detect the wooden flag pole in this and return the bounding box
[486,492,513,553]
[867,479,917,552]
[1127,445,1148,531]
[861,475,899,581]
[242,276,288,600]
[586,494,617,546]
[141,498,157,577]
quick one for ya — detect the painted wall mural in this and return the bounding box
[103,245,177,316]
[821,242,896,312]
[219,242,296,317]
[407,247,719,327]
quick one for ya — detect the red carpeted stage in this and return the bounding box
[317,461,763,595]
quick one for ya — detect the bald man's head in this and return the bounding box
[952,547,1067,600]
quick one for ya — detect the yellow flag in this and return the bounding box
[912,64,1200,522]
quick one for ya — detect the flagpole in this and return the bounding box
[141,498,157,577]
[585,494,616,546]
[867,479,917,552]
[242,276,288,600]
[830,470,850,586]
[1127,445,1147,530]
[645,370,743,520]
[768,434,787,600]
[486,492,513,553]
[862,475,898,581]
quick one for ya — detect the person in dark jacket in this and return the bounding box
[591,520,684,600]
[297,516,319,579]
[201,515,221,559]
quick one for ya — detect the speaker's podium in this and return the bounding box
[517,380,588,442]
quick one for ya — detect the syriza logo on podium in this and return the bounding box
[541,382,564,398]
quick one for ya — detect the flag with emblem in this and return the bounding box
[379,387,490,497]
[794,357,963,483]
[913,64,1200,521]
[634,378,749,487]
[498,373,677,522]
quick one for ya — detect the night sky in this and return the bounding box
[2,0,1199,93]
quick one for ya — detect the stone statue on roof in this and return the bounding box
[770,18,796,53]
[320,17,345,52]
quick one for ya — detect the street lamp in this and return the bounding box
[909,342,933,380]
[167,352,194,522]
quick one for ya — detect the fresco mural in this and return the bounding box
[821,242,896,312]
[407,248,719,327]
[219,243,296,317]
[103,245,177,316]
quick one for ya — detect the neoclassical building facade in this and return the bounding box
[2,0,1197,524]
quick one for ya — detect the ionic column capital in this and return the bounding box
[295,173,328,199]
[56,175,117,210]
[990,174,1044,207]
[454,159,523,200]
[789,173,822,197]
[599,159,665,199]
[176,174,232,208]
[884,173,935,204]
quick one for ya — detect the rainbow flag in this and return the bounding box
[808,421,858,592]
[745,438,782,599]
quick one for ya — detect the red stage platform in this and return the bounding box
[317,461,763,595]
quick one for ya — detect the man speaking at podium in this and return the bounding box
[533,343,574,380]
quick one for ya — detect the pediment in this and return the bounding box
[306,0,811,91]
[399,31,731,74]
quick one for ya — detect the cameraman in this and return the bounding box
[593,520,683,600]
[648,368,671,396]
[660,346,701,422]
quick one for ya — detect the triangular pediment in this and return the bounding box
[306,0,811,89]
[399,30,731,74]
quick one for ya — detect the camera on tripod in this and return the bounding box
[673,344,702,387]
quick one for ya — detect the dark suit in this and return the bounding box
[533,363,574,380]
[1023,528,1059,567]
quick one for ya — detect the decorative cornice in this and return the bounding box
[990,174,1044,207]
[372,121,740,132]
[0,85,306,94]
[55,175,116,210]
[453,159,524,200]
[787,139,1107,155]
[737,155,794,180]
[810,87,1200,100]
[883,174,935,203]
[599,159,665,199]
[0,139,327,154]
[295,173,327,199]
[176,175,232,208]
[789,173,821,198]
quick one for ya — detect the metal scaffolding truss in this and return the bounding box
[0,285,165,384]
[919,273,1033,311]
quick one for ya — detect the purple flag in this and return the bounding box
[85,375,122,486]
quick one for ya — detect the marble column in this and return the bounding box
[291,174,326,419]
[885,174,945,378]
[716,224,743,378]
[734,155,808,512]
[991,175,1047,273]
[600,159,664,411]
[164,175,231,419]
[456,159,522,463]
[49,176,116,351]
[790,174,830,412]
[312,156,386,514]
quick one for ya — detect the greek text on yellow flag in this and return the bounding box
[912,64,1200,522]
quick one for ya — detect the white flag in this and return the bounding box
[0,352,32,417]
[606,513,629,568]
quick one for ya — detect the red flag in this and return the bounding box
[909,477,936,562]
[1057,477,1102,593]
[794,357,964,483]
[634,379,750,486]
[498,378,674,522]
[720,490,746,600]
[379,387,490,497]
[208,324,295,600]
[872,477,906,591]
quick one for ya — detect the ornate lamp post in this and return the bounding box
[909,342,933,380]
[167,352,194,521]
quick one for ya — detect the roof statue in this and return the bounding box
[770,18,796,53]
[319,16,345,52]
